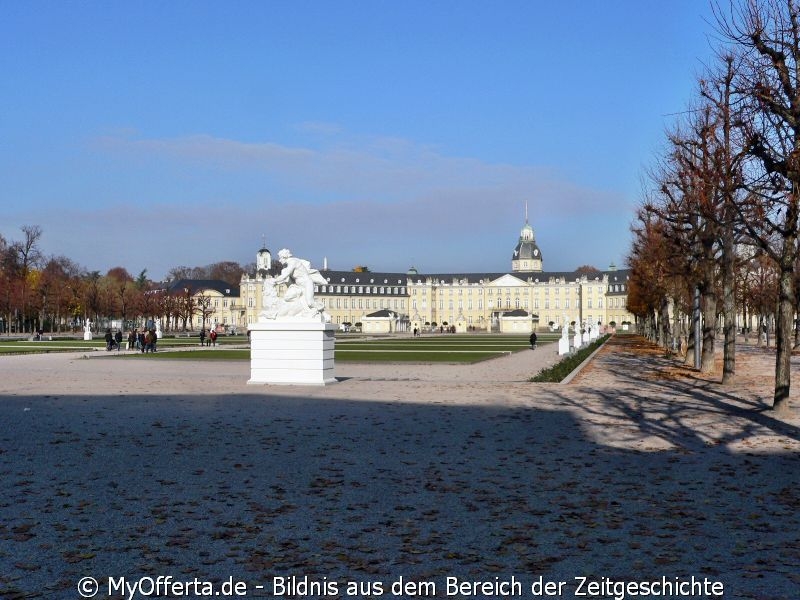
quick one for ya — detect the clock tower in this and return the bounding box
[511,207,543,272]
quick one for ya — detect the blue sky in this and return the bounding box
[1,1,717,280]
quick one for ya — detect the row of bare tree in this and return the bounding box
[629,0,800,413]
[0,226,253,335]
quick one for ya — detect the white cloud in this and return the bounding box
[16,130,633,278]
[93,131,628,215]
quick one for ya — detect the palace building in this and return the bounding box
[236,216,633,333]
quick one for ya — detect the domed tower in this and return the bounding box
[256,239,272,277]
[511,206,543,272]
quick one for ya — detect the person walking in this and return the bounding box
[529,331,538,350]
[149,328,158,352]
[199,329,206,346]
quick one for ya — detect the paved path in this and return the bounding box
[0,336,798,599]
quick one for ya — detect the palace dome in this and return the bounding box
[511,220,542,263]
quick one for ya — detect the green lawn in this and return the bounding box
[1,333,556,364]
[0,335,248,355]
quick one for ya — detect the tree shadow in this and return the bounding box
[0,387,798,599]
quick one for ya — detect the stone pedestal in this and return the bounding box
[558,337,570,355]
[83,331,93,341]
[248,320,337,386]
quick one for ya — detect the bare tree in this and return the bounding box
[716,0,800,412]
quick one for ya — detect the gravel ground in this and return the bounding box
[0,336,798,599]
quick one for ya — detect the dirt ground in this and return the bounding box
[0,335,798,599]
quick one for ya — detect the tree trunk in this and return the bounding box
[794,316,800,349]
[774,265,794,413]
[700,287,716,373]
[659,296,671,349]
[685,316,697,366]
[722,251,736,384]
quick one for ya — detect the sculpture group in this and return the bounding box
[260,249,328,321]
[248,249,336,386]
[558,316,600,356]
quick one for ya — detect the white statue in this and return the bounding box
[260,249,328,321]
[155,320,162,339]
[83,320,93,341]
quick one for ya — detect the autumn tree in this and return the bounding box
[1,225,44,333]
[628,208,678,347]
[105,267,136,326]
[574,265,601,278]
[37,256,84,332]
[208,261,244,286]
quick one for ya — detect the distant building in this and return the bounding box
[166,279,240,332]
[237,214,634,332]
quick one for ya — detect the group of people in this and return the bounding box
[104,328,123,351]
[198,328,218,347]
[127,328,158,352]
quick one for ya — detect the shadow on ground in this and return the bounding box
[1,383,798,599]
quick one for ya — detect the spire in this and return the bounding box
[525,201,528,223]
